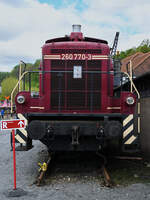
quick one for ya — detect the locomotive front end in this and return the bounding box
[15,25,138,153]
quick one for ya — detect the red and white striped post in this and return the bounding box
[12,129,17,190]
[1,119,25,190]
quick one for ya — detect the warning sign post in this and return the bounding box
[1,119,25,130]
[1,119,27,197]
[12,129,16,190]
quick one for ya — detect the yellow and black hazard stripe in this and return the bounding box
[14,113,28,144]
[11,113,33,150]
[123,114,138,145]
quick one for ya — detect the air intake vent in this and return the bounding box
[51,49,101,111]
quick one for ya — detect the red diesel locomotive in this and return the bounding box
[14,25,138,153]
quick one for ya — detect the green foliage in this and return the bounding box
[116,39,150,60]
[30,59,40,90]
[0,58,40,99]
[0,60,41,100]
[0,76,18,100]
[8,59,40,94]
[33,59,40,68]
[10,63,33,78]
[140,39,150,46]
[136,44,150,53]
[23,60,40,92]
[0,72,9,84]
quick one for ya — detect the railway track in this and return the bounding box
[35,151,113,187]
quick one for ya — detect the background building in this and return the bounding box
[121,52,150,77]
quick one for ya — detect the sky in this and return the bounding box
[0,0,150,72]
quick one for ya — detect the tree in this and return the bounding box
[0,76,18,100]
[0,72,9,85]
[117,39,150,60]
[10,63,33,78]
[140,39,150,47]
[136,44,150,53]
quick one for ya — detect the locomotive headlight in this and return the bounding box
[126,97,135,105]
[17,95,25,104]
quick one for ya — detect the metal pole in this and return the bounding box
[12,129,17,190]
[20,60,26,91]
[130,60,133,93]
[123,71,141,135]
[19,63,21,92]
[10,71,28,114]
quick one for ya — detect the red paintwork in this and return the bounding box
[1,119,25,130]
[12,129,17,190]
[70,32,83,41]
[15,31,136,115]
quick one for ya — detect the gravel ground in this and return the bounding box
[0,130,150,200]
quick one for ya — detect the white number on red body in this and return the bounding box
[61,54,92,60]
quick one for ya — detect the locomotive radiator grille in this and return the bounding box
[50,49,101,111]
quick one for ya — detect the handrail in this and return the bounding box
[123,71,140,99]
[123,62,141,135]
[19,61,22,92]
[10,71,29,114]
[129,60,133,93]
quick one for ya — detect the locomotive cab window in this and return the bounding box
[27,72,39,98]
